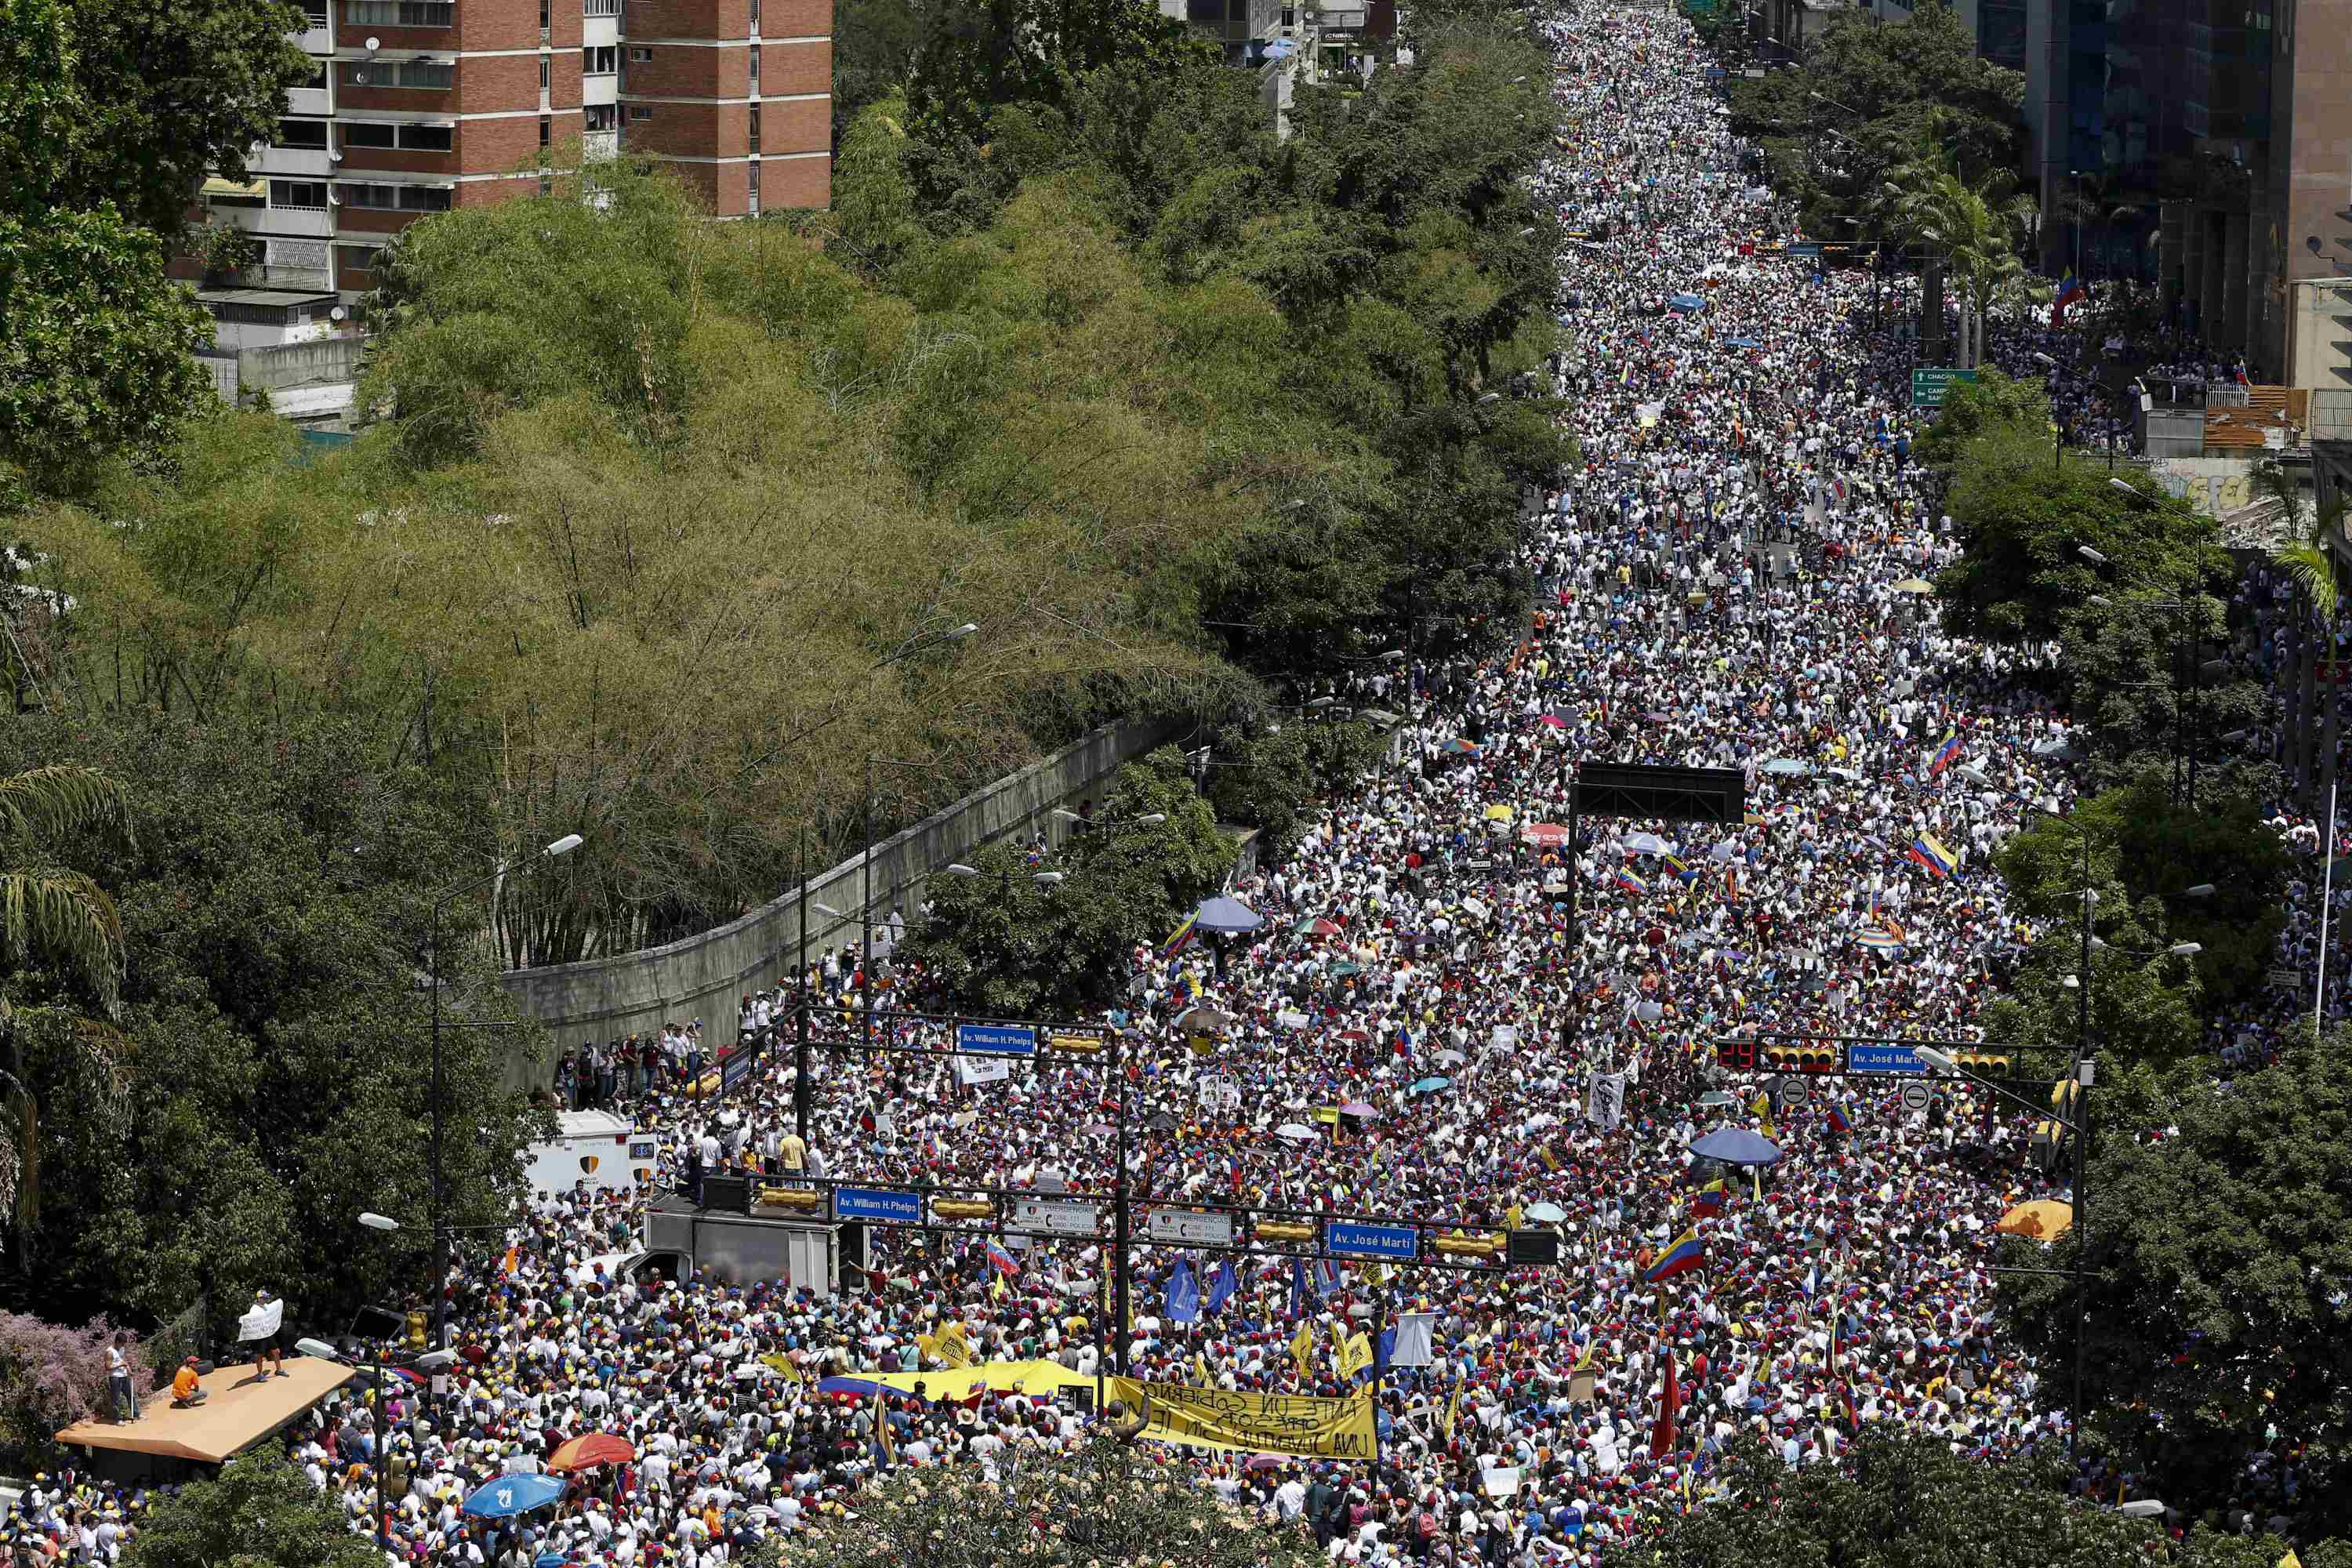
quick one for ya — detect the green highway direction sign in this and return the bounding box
[1911,367,1978,409]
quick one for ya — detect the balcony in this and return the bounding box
[299,19,332,52]
[583,72,618,106]
[584,129,619,162]
[252,145,335,178]
[286,85,332,116]
[208,204,338,240]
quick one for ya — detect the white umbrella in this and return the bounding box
[1624,832,1670,855]
[1709,841,1740,863]
[1276,1123,1318,1142]
[1525,1202,1569,1224]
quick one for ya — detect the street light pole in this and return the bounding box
[428,832,581,1349]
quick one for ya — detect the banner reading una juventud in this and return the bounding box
[1106,1377,1375,1459]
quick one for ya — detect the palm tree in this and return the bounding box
[0,764,135,1250]
[1882,166,2032,367]
[2259,463,2350,806]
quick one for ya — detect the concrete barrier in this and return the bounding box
[495,717,1177,1083]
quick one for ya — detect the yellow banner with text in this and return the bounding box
[1106,1377,1375,1459]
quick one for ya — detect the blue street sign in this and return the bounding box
[722,1042,761,1091]
[833,1186,924,1225]
[1326,1222,1419,1260]
[957,1022,1038,1056]
[1847,1043,1923,1075]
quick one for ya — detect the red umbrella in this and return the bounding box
[547,1433,636,1472]
[1522,822,1570,848]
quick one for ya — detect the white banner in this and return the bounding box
[1585,1073,1625,1131]
[237,1298,284,1342]
[956,1054,1011,1089]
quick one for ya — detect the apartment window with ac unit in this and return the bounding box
[343,122,397,147]
[341,60,452,89]
[344,0,453,25]
[585,45,616,74]
[276,118,329,148]
[270,180,329,209]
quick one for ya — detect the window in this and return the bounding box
[747,104,760,151]
[629,46,652,62]
[340,60,451,88]
[344,0,453,24]
[343,122,397,147]
[749,45,759,80]
[540,56,550,88]
[747,163,758,194]
[539,114,552,146]
[270,180,329,209]
[540,0,549,29]
[303,61,329,90]
[585,45,616,74]
[584,103,618,131]
[750,0,759,28]
[343,183,452,211]
[277,118,329,148]
[399,124,452,151]
[344,244,386,274]
[630,104,653,121]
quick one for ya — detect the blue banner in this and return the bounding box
[1847,1043,1924,1075]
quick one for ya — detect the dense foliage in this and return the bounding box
[1723,2,2024,238]
[1999,1029,2352,1536]
[118,1447,381,1568]
[898,747,1232,1016]
[22,11,1567,966]
[0,710,549,1344]
[762,1436,1323,1568]
[1609,1433,2348,1568]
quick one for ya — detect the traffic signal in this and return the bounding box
[1950,1051,2012,1073]
[405,1310,427,1350]
[1715,1037,1755,1073]
[1761,1044,1838,1073]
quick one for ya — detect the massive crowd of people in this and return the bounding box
[13,5,2332,1568]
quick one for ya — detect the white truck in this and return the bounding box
[522,1110,649,1204]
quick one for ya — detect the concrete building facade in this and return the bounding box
[186,0,832,307]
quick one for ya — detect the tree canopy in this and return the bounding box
[1998,1029,2352,1535]
[118,1447,379,1568]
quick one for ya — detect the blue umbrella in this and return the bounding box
[1410,1076,1453,1095]
[1725,336,1760,348]
[536,1554,572,1568]
[1668,292,1707,311]
[1690,1129,1783,1166]
[463,1474,565,1519]
[1192,895,1265,934]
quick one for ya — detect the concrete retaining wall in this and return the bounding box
[495,718,1177,1084]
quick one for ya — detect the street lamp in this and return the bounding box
[427,831,582,1348]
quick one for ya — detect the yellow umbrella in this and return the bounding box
[1483,804,1515,822]
[1891,578,1936,594]
[1997,1200,2074,1241]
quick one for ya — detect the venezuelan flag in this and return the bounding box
[1644,1228,1706,1283]
[1825,1101,1852,1134]
[1163,913,1198,956]
[1690,1180,1728,1218]
[1613,868,1648,895]
[1928,728,1963,776]
[1906,833,1958,878]
[1664,854,1700,884]
[984,1239,1020,1278]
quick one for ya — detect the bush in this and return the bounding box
[761,1437,1323,1568]
[0,1312,151,1469]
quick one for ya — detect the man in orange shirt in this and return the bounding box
[170,1358,206,1407]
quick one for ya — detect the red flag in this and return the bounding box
[1650,1349,1679,1461]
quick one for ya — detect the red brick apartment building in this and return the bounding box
[191,0,832,306]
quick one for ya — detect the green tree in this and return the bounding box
[764,1435,1323,1568]
[49,0,313,242]
[1203,719,1390,866]
[0,765,134,1249]
[1935,436,2226,642]
[1609,1432,2350,1568]
[0,0,216,500]
[899,749,1231,1017]
[118,1447,379,1568]
[1998,1028,2352,1534]
[0,710,549,1339]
